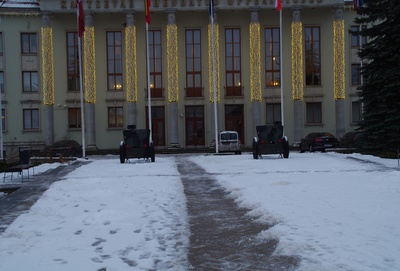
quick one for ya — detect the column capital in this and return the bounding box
[41,12,52,27]
[250,8,259,24]
[85,11,94,27]
[334,6,344,20]
[292,8,301,22]
[166,9,176,24]
[125,12,135,26]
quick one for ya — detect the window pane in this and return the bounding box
[1,109,5,130]
[195,74,201,87]
[24,110,31,128]
[0,72,4,93]
[32,72,38,92]
[23,72,30,91]
[187,59,193,72]
[108,108,116,126]
[30,34,37,54]
[0,33,3,54]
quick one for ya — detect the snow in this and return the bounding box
[0,152,399,271]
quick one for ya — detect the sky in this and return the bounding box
[0,151,399,271]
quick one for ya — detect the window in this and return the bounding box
[305,26,321,86]
[265,27,280,87]
[21,33,37,54]
[351,64,361,86]
[1,109,5,131]
[185,29,202,97]
[350,25,367,47]
[306,102,322,124]
[0,33,4,93]
[22,71,38,92]
[266,103,281,124]
[67,32,80,91]
[148,30,163,98]
[108,107,124,128]
[23,109,39,130]
[0,32,3,55]
[0,71,3,93]
[352,101,362,124]
[68,108,81,129]
[225,28,242,96]
[107,31,123,90]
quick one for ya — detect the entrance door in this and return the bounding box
[146,106,165,147]
[185,106,204,146]
[224,104,244,145]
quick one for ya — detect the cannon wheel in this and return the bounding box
[119,143,126,163]
[252,139,259,159]
[283,137,290,158]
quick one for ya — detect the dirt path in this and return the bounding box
[176,157,299,271]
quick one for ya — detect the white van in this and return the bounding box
[218,131,241,154]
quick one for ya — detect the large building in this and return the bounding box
[0,0,362,154]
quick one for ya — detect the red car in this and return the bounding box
[300,132,338,153]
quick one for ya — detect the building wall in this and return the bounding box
[0,0,360,151]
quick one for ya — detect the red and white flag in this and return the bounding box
[77,0,85,37]
[275,0,282,11]
[145,0,151,24]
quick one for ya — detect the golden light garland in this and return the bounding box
[167,24,179,103]
[333,19,345,100]
[0,12,40,16]
[249,22,262,102]
[291,21,304,100]
[125,25,137,102]
[83,26,96,103]
[208,23,220,103]
[41,26,54,106]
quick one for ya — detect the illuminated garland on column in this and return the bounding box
[167,24,179,103]
[83,26,96,103]
[41,26,54,106]
[333,19,345,100]
[125,25,137,102]
[249,22,261,102]
[291,21,304,100]
[208,23,220,103]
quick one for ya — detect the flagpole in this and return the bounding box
[279,6,284,127]
[78,37,86,158]
[77,1,86,158]
[210,2,218,154]
[146,22,152,144]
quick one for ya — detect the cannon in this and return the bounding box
[252,122,289,159]
[119,125,155,163]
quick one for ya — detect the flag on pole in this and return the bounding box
[145,0,151,24]
[77,0,85,37]
[275,0,282,11]
[353,0,365,11]
[209,0,215,18]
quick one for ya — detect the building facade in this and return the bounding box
[0,0,362,153]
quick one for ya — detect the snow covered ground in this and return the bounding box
[0,152,399,271]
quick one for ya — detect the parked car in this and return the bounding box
[338,131,364,149]
[218,131,241,154]
[299,132,338,153]
[119,125,155,163]
[46,140,82,157]
[253,122,289,159]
